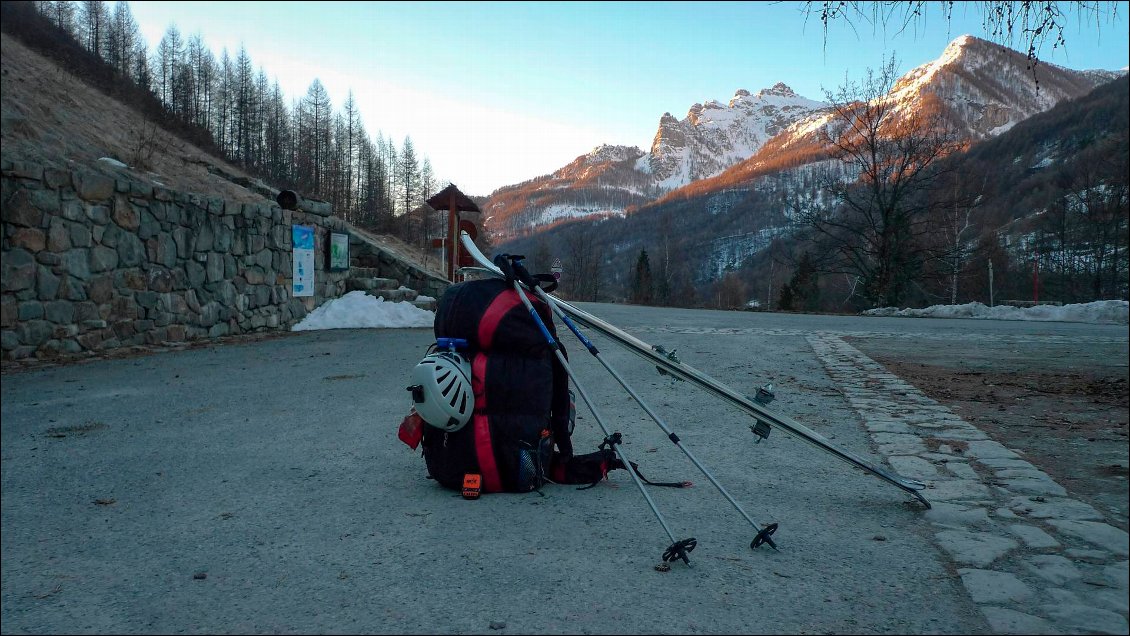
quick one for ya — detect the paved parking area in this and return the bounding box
[2,305,1126,634]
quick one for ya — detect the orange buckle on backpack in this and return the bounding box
[462,473,482,499]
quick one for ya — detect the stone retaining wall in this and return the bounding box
[1,160,354,361]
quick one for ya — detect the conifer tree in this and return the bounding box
[630,249,654,305]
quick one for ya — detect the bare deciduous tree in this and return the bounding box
[154,24,183,109]
[791,55,964,308]
[1036,129,1130,300]
[78,0,108,60]
[105,1,139,79]
[562,227,604,301]
[39,0,77,36]
[27,1,436,247]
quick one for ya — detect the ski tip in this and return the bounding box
[912,491,932,509]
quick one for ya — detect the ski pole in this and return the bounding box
[511,259,779,552]
[495,255,698,567]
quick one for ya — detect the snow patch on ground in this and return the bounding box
[291,291,434,330]
[863,300,1128,324]
[98,157,128,168]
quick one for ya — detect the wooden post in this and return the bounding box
[426,185,479,282]
[447,201,458,281]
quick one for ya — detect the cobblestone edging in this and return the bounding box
[807,333,1129,635]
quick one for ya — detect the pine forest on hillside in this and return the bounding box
[3,0,451,249]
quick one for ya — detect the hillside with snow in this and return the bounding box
[487,36,1119,246]
[608,35,1125,282]
[495,36,1126,310]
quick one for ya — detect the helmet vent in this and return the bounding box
[440,375,458,397]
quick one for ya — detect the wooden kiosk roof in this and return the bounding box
[426,184,480,213]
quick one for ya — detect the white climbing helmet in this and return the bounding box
[408,350,474,432]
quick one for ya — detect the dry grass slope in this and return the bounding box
[0,30,443,278]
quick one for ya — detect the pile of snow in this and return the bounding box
[291,291,434,331]
[863,300,1128,324]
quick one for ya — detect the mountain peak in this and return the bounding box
[584,144,643,164]
[759,82,797,98]
[938,34,1000,64]
[484,33,1115,245]
[947,34,977,49]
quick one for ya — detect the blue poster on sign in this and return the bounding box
[292,225,315,297]
[292,225,315,249]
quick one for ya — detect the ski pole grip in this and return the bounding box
[492,254,516,283]
[510,258,539,289]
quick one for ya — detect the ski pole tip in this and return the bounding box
[751,522,780,551]
[662,538,698,566]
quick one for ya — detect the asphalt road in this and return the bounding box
[2,305,1127,634]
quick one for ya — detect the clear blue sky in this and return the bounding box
[128,1,1130,196]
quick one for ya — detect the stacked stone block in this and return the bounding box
[348,235,449,301]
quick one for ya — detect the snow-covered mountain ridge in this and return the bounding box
[640,82,827,189]
[694,34,1122,193]
[486,35,1122,242]
[485,82,827,239]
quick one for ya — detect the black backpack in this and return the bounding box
[421,278,573,493]
[407,276,667,494]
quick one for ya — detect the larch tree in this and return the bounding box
[78,0,108,60]
[154,25,184,111]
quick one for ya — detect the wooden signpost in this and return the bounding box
[425,184,482,281]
